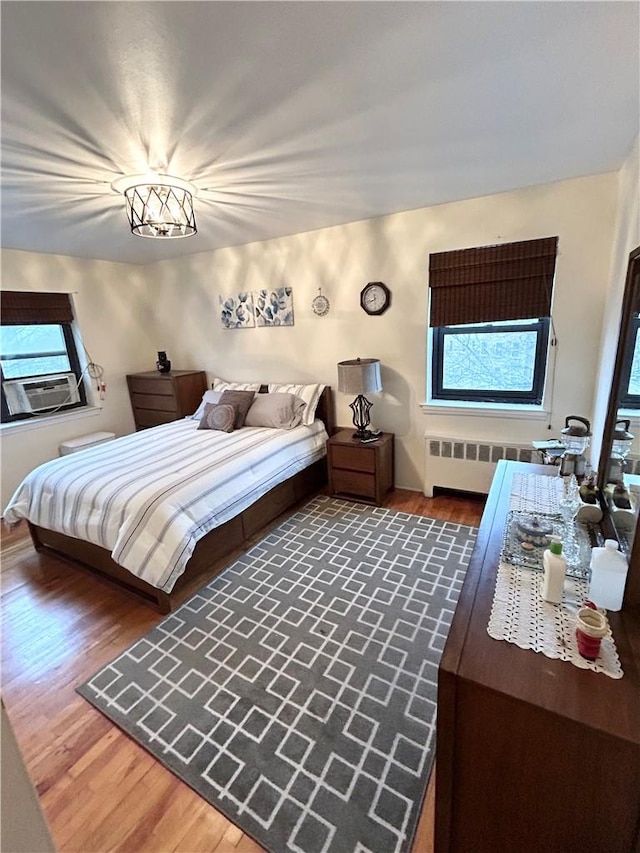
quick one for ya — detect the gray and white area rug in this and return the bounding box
[78,496,477,853]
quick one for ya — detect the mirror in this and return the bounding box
[598,245,640,611]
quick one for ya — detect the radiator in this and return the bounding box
[424,435,535,497]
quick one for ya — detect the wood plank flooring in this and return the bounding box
[1,488,485,853]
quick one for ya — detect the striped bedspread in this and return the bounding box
[4,419,328,591]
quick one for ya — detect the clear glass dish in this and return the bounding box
[500,510,601,580]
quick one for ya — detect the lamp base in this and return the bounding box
[349,394,373,440]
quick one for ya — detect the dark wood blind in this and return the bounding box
[428,236,558,327]
[1,291,74,325]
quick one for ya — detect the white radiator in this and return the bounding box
[424,435,536,497]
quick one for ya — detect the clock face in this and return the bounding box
[360,282,391,315]
[312,293,330,316]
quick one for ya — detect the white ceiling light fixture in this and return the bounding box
[111,174,198,238]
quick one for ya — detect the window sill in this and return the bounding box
[0,406,103,436]
[420,400,550,420]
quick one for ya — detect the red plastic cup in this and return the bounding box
[575,607,607,661]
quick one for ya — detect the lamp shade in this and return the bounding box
[337,358,382,395]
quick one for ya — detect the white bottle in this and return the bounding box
[542,540,566,604]
[588,539,629,611]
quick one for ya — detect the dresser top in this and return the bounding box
[127,370,205,379]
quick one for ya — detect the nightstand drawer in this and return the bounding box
[131,393,178,413]
[331,469,376,499]
[331,445,375,473]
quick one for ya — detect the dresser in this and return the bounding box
[126,370,207,430]
[327,429,394,506]
[436,460,640,853]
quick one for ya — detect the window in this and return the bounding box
[428,237,558,406]
[619,313,640,409]
[1,292,87,423]
[432,318,550,404]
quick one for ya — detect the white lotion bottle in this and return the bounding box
[588,539,629,611]
[542,540,567,604]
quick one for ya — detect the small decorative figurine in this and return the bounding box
[156,351,171,373]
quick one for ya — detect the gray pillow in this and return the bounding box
[197,402,237,432]
[244,392,306,429]
[219,389,256,428]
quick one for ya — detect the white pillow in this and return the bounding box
[190,389,223,420]
[212,377,262,393]
[267,383,325,426]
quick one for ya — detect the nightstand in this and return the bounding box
[126,370,207,430]
[327,429,394,506]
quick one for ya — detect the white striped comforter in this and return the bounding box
[4,419,328,591]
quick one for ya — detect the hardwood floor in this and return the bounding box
[1,488,485,853]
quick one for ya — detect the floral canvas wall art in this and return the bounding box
[219,293,255,329]
[253,287,294,327]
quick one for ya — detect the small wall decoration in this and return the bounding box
[219,293,255,329]
[311,287,330,317]
[253,287,294,327]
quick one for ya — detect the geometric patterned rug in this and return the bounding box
[78,496,477,853]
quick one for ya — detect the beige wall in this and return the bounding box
[0,249,156,505]
[0,171,622,500]
[591,135,640,465]
[145,172,618,490]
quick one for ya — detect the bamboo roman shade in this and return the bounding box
[428,236,558,327]
[1,291,74,325]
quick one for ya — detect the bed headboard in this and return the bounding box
[257,384,335,436]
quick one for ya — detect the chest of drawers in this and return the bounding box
[126,370,207,430]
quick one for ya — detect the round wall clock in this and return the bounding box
[312,288,330,317]
[360,281,391,316]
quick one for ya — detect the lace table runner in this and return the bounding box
[488,563,623,678]
[509,472,562,514]
[487,472,624,678]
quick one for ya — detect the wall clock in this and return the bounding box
[360,281,391,316]
[312,288,330,317]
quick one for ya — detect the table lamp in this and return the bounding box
[337,357,382,440]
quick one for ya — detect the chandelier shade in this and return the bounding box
[111,175,197,239]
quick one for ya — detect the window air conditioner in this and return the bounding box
[3,373,80,415]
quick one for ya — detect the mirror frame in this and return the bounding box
[598,245,640,612]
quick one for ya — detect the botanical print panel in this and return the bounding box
[219,293,255,329]
[253,287,294,327]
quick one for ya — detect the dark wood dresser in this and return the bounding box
[327,429,394,506]
[126,370,207,430]
[436,460,640,853]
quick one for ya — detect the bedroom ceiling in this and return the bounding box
[1,1,639,265]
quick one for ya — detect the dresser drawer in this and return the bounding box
[131,393,178,413]
[128,377,174,396]
[331,469,376,498]
[135,408,177,428]
[331,445,375,473]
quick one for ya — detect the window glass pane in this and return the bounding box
[0,325,70,379]
[442,330,537,392]
[627,333,640,397]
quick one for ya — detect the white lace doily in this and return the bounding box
[509,472,562,514]
[488,561,623,678]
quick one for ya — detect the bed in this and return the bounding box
[5,385,335,613]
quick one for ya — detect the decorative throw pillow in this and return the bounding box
[212,377,261,392]
[197,402,237,433]
[190,389,223,420]
[219,389,256,429]
[267,383,325,426]
[244,392,306,429]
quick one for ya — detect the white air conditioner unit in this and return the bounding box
[3,373,80,415]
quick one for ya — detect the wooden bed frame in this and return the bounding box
[28,385,335,613]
